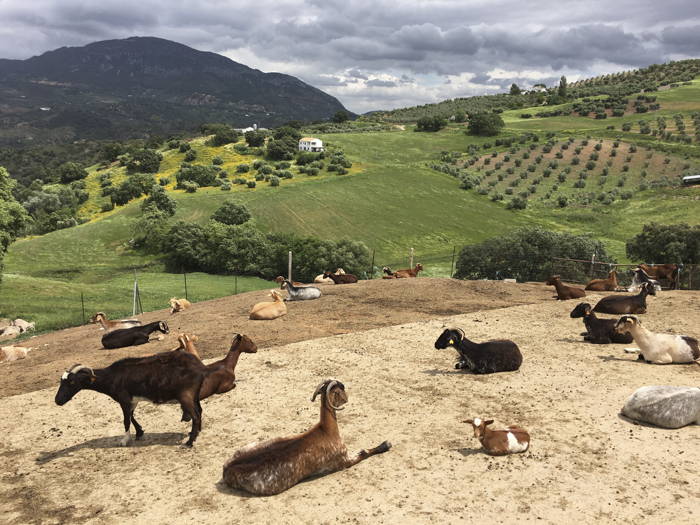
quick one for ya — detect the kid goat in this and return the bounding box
[615,316,700,364]
[434,328,522,374]
[222,379,391,495]
[463,418,530,455]
[55,350,207,447]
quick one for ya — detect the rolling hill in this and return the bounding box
[0,36,350,146]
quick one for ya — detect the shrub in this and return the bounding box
[467,112,505,136]
[558,196,568,207]
[416,116,447,132]
[212,201,251,225]
[176,165,218,188]
[179,143,191,153]
[58,162,88,183]
[247,180,256,188]
[141,185,176,216]
[270,176,280,187]
[182,181,199,193]
[506,197,527,210]
[212,156,224,166]
[184,150,197,162]
[626,223,700,264]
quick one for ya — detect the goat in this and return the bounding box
[585,270,618,291]
[249,291,287,320]
[434,328,522,374]
[222,379,391,495]
[638,263,679,290]
[463,418,530,455]
[323,271,358,284]
[90,312,141,332]
[11,318,35,332]
[176,333,201,360]
[615,316,700,364]
[101,321,169,349]
[169,297,192,314]
[569,303,633,344]
[55,352,207,447]
[628,267,661,292]
[621,386,700,428]
[1,345,32,363]
[392,263,423,279]
[282,279,322,301]
[593,282,656,315]
[0,325,21,338]
[545,275,586,300]
[274,276,305,289]
[314,268,345,284]
[381,266,396,279]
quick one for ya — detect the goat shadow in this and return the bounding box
[35,432,186,464]
[454,447,483,457]
[598,355,694,366]
[421,368,468,376]
[616,412,686,430]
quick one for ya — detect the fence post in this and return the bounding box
[590,253,596,276]
[288,251,292,282]
[132,271,138,316]
[80,292,85,324]
[409,247,414,268]
[183,271,188,300]
[369,249,375,279]
[234,275,238,295]
[450,246,456,278]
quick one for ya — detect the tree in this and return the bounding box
[558,76,568,98]
[509,83,522,96]
[211,201,251,226]
[126,149,162,174]
[266,136,298,160]
[467,112,505,136]
[207,124,240,147]
[273,126,302,141]
[141,185,176,216]
[0,167,30,282]
[454,227,613,282]
[453,111,467,123]
[244,131,266,147]
[415,116,447,132]
[58,162,88,183]
[626,223,700,264]
[332,111,349,123]
[175,165,218,188]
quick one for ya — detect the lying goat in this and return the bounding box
[169,297,191,314]
[628,268,661,292]
[282,280,321,301]
[101,321,169,349]
[463,417,530,455]
[546,275,586,300]
[569,302,632,344]
[222,379,391,495]
[90,312,141,332]
[615,316,700,364]
[55,351,207,447]
[593,282,655,315]
[434,328,522,374]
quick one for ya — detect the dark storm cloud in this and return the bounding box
[0,1,697,112]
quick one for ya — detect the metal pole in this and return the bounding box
[132,273,138,316]
[369,249,375,279]
[184,271,188,300]
[288,251,292,281]
[234,275,238,295]
[450,246,456,278]
[81,292,86,324]
[137,283,143,315]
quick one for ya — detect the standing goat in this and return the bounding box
[638,263,679,290]
[222,379,391,495]
[434,328,522,374]
[593,282,656,315]
[585,270,618,291]
[323,271,358,284]
[55,351,207,447]
[615,316,700,364]
[392,263,423,278]
[90,312,141,332]
[546,276,586,300]
[282,280,322,301]
[101,321,169,349]
[463,418,530,455]
[249,291,287,320]
[569,303,633,344]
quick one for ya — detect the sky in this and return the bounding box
[1,0,698,113]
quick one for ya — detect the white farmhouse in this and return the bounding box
[298,137,324,152]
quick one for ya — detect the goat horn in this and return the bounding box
[311,380,329,402]
[325,380,345,411]
[455,328,465,338]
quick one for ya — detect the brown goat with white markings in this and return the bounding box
[463,417,530,456]
[222,379,391,495]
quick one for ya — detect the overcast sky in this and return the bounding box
[1,1,698,113]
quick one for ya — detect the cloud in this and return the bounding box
[0,0,697,113]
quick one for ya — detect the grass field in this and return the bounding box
[2,78,700,332]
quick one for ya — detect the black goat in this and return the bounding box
[101,321,169,349]
[55,350,207,447]
[592,282,656,315]
[434,328,522,374]
[569,302,633,344]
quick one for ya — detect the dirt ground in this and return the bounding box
[1,279,698,524]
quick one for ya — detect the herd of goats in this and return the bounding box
[4,261,699,496]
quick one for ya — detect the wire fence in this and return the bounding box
[550,257,700,290]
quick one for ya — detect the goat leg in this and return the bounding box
[131,414,144,439]
[120,401,133,446]
[344,441,392,468]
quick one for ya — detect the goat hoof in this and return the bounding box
[135,432,144,440]
[182,441,194,448]
[378,441,392,452]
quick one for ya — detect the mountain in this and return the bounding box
[0,37,350,145]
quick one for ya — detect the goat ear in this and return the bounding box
[463,419,473,424]
[484,420,494,426]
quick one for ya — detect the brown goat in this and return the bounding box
[546,275,586,300]
[393,263,423,278]
[585,270,618,291]
[90,312,141,332]
[638,263,679,289]
[323,272,358,284]
[274,276,305,289]
[222,379,391,495]
[176,333,201,360]
[463,418,530,456]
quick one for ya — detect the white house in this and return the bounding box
[298,137,324,152]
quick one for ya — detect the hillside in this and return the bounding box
[0,36,349,146]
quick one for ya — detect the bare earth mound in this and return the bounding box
[1,280,698,524]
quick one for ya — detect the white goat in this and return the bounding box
[616,316,700,364]
[1,345,32,363]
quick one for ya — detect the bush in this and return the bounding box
[126,149,162,174]
[467,112,505,136]
[182,181,199,193]
[58,162,88,183]
[506,197,527,210]
[141,185,176,216]
[557,195,568,207]
[270,176,280,187]
[212,201,251,225]
[206,124,240,146]
[244,130,266,147]
[179,143,191,153]
[184,150,197,162]
[111,173,156,205]
[100,202,114,212]
[159,177,170,186]
[212,156,224,166]
[416,116,447,132]
[626,223,700,264]
[455,227,612,281]
[176,165,218,188]
[247,180,256,188]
